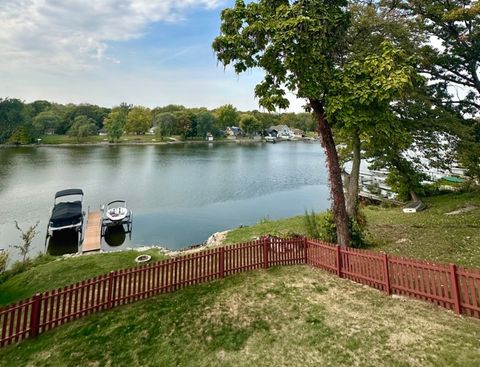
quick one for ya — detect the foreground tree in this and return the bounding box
[329,42,419,215]
[213,0,351,245]
[385,0,480,179]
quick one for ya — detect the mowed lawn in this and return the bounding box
[225,192,480,268]
[1,266,480,367]
[364,192,480,268]
[0,249,167,306]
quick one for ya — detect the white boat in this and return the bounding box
[101,200,133,239]
[103,200,132,224]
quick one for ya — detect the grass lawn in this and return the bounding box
[38,135,232,145]
[1,266,479,366]
[0,249,167,306]
[225,191,480,268]
[39,134,166,144]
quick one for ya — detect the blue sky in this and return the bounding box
[0,0,303,112]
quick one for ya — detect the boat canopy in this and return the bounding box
[55,189,84,199]
[50,201,83,227]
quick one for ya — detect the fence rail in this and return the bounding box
[1,237,480,348]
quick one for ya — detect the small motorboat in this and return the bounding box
[104,200,131,223]
[101,200,133,240]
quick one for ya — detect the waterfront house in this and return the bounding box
[267,125,294,139]
[225,126,243,137]
[291,128,305,138]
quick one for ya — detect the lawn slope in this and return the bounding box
[0,249,166,306]
[0,266,479,367]
[226,192,480,267]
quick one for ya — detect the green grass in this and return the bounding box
[364,192,480,267]
[1,266,479,366]
[39,134,167,144]
[225,191,480,268]
[0,249,167,306]
[225,216,307,244]
[38,135,233,145]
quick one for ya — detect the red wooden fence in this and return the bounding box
[1,237,480,348]
[306,239,480,317]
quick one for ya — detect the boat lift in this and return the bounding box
[45,189,85,249]
[101,200,133,239]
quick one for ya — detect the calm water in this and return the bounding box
[0,143,330,262]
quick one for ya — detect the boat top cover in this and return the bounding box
[55,188,83,199]
[50,202,83,228]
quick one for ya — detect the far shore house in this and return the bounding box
[267,125,294,139]
[206,132,214,141]
[291,128,305,138]
[225,126,243,138]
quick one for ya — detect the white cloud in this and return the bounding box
[0,0,224,70]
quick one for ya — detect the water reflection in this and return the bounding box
[47,229,79,256]
[104,225,127,247]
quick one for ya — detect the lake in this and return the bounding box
[0,142,330,262]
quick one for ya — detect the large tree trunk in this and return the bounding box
[346,131,361,219]
[310,99,351,247]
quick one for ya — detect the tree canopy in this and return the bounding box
[125,107,152,135]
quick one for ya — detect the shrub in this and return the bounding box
[304,210,366,248]
[11,221,39,263]
[0,250,8,273]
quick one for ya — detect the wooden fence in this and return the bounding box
[307,239,480,317]
[1,237,480,348]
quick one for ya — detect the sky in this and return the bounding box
[0,0,304,112]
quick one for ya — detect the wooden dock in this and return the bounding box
[82,211,102,253]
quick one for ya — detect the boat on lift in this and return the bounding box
[46,189,85,245]
[101,200,133,239]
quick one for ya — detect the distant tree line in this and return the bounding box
[0,99,316,144]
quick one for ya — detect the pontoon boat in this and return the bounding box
[46,189,85,245]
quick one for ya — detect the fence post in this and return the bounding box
[383,253,391,295]
[29,293,42,338]
[303,237,308,264]
[336,245,342,278]
[449,264,461,314]
[219,247,225,278]
[263,237,269,269]
[107,271,115,309]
